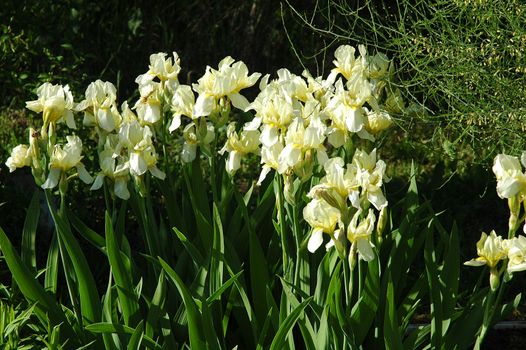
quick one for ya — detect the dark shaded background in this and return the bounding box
[1,0,329,107]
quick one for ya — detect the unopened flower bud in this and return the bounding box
[508,196,520,236]
[58,173,68,196]
[5,145,31,172]
[318,189,343,211]
[489,267,500,291]
[283,173,295,205]
[377,206,388,243]
[348,242,358,271]
[294,159,313,183]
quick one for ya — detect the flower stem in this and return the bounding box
[275,174,292,280]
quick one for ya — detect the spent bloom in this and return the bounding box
[6,144,31,172]
[364,108,393,135]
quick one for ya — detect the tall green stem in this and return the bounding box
[49,190,82,326]
[209,139,219,206]
[474,288,496,350]
[345,258,352,307]
[275,174,291,280]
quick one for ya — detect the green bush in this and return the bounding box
[284,0,526,168]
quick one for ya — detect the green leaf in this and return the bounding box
[0,226,75,339]
[159,258,206,349]
[21,190,40,271]
[105,211,140,327]
[495,292,521,323]
[350,255,380,344]
[76,340,97,349]
[443,291,485,350]
[201,300,222,350]
[44,233,59,293]
[279,278,317,350]
[234,189,269,328]
[255,307,274,350]
[146,270,166,338]
[405,162,419,212]
[127,320,144,350]
[316,307,330,350]
[3,303,36,337]
[265,286,280,332]
[424,228,443,348]
[403,325,427,350]
[440,222,460,317]
[183,161,213,251]
[383,273,403,350]
[269,297,312,350]
[86,322,161,350]
[160,312,177,349]
[173,227,205,267]
[252,181,276,227]
[210,203,225,294]
[314,251,338,306]
[206,270,243,305]
[45,191,102,325]
[68,210,105,251]
[102,271,120,350]
[278,290,294,350]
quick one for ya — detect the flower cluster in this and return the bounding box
[304,150,388,266]
[465,230,526,290]
[7,45,400,264]
[464,152,526,290]
[7,83,89,193]
[224,45,396,267]
[492,153,526,233]
[220,46,399,184]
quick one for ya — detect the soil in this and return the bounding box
[483,329,526,349]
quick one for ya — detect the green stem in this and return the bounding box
[103,181,112,218]
[275,174,291,280]
[52,190,82,327]
[345,258,351,308]
[136,186,159,268]
[358,259,363,300]
[474,264,508,349]
[474,287,496,350]
[210,138,219,206]
[292,198,301,290]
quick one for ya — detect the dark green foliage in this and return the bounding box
[286,0,526,167]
